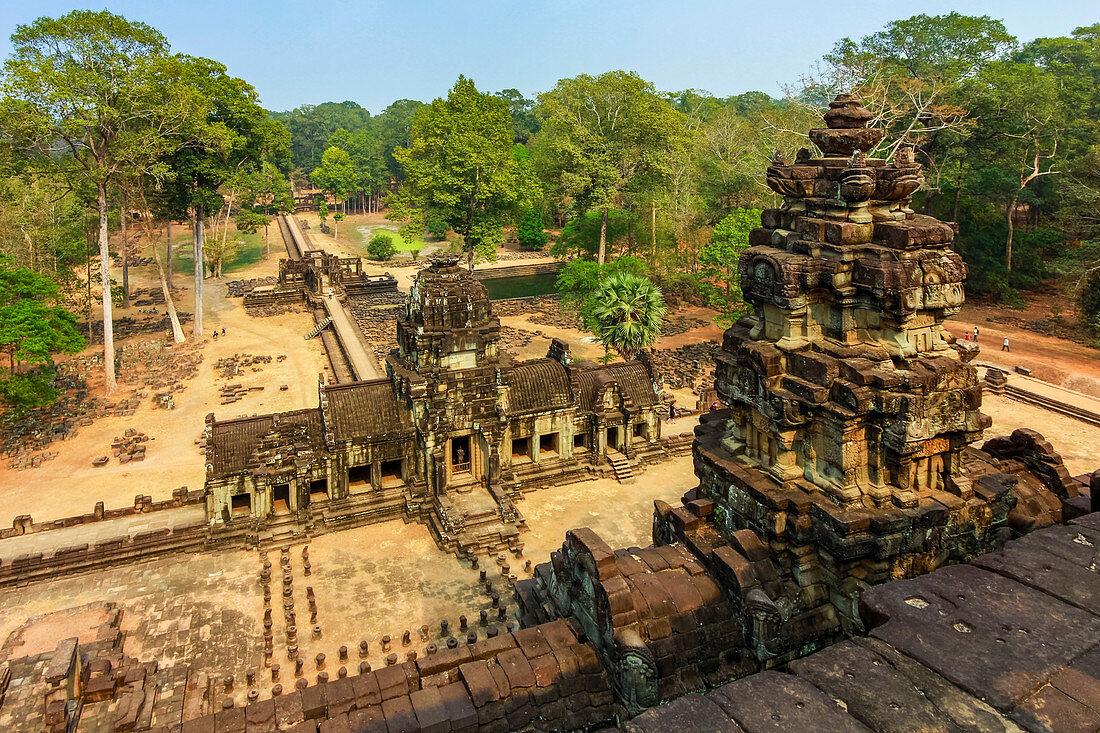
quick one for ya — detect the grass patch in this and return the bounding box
[166,227,269,276]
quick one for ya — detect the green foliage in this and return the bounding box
[311,145,357,202]
[516,209,548,251]
[0,367,59,414]
[425,214,449,240]
[551,209,630,259]
[535,71,688,262]
[318,201,329,229]
[699,208,759,324]
[495,89,540,143]
[590,272,666,361]
[367,232,397,261]
[389,76,539,269]
[556,256,649,332]
[0,261,84,409]
[235,208,268,234]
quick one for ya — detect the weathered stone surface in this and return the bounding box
[707,670,869,732]
[861,564,1100,711]
[624,693,743,732]
[789,637,1017,732]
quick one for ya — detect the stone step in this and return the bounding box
[305,316,332,339]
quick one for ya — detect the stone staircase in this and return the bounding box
[305,316,332,339]
[432,487,526,558]
[606,449,635,483]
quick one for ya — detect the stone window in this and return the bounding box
[633,421,649,442]
[309,479,329,502]
[573,433,587,451]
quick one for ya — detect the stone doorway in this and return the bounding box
[607,426,620,452]
[348,464,372,494]
[539,433,559,458]
[451,436,471,475]
[380,459,404,488]
[511,436,531,463]
[309,479,328,503]
[272,483,291,515]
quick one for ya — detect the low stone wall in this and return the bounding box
[0,489,203,541]
[0,520,208,588]
[472,262,563,280]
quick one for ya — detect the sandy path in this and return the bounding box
[0,243,328,527]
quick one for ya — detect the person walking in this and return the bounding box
[221,327,226,337]
[974,326,980,342]
[1001,337,1010,352]
[667,402,676,424]
[212,329,218,340]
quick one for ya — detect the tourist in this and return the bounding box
[222,327,226,337]
[974,326,980,342]
[1002,337,1010,352]
[667,402,676,423]
[710,401,719,412]
[212,329,218,340]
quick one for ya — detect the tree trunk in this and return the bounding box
[598,207,608,266]
[154,246,185,344]
[264,221,270,259]
[651,202,656,262]
[97,182,117,393]
[193,205,205,338]
[166,220,173,289]
[86,237,93,344]
[952,182,963,224]
[1006,192,1019,271]
[120,188,130,308]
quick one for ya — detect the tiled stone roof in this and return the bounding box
[507,359,573,414]
[324,379,413,441]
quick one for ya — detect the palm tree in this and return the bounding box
[591,272,666,361]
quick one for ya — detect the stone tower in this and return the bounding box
[396,254,502,375]
[677,94,1016,651]
[714,93,986,508]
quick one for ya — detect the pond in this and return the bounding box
[482,273,560,300]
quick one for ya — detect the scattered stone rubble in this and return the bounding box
[215,354,281,380]
[110,428,149,465]
[648,341,720,391]
[225,276,277,298]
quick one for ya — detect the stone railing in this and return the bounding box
[0,488,204,541]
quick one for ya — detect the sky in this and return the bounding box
[0,1,1097,113]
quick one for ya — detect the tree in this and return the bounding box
[148,54,288,335]
[699,208,759,323]
[495,88,540,143]
[367,232,396,261]
[960,61,1063,270]
[311,145,356,233]
[389,76,538,271]
[0,260,84,409]
[590,272,666,361]
[516,209,548,250]
[535,71,688,264]
[550,209,630,260]
[556,256,648,332]
[0,10,201,391]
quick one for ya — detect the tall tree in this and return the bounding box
[535,71,688,264]
[311,145,356,235]
[150,55,288,336]
[0,10,200,392]
[389,76,537,271]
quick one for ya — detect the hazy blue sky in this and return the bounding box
[1,1,1096,112]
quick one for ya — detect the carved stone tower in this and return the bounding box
[396,254,501,375]
[717,93,987,508]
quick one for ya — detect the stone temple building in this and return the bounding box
[204,255,678,553]
[517,94,1086,713]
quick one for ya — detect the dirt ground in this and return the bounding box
[0,453,700,716]
[955,292,1100,396]
[0,237,328,527]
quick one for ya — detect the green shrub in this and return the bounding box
[367,232,397,261]
[516,209,548,250]
[426,215,449,240]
